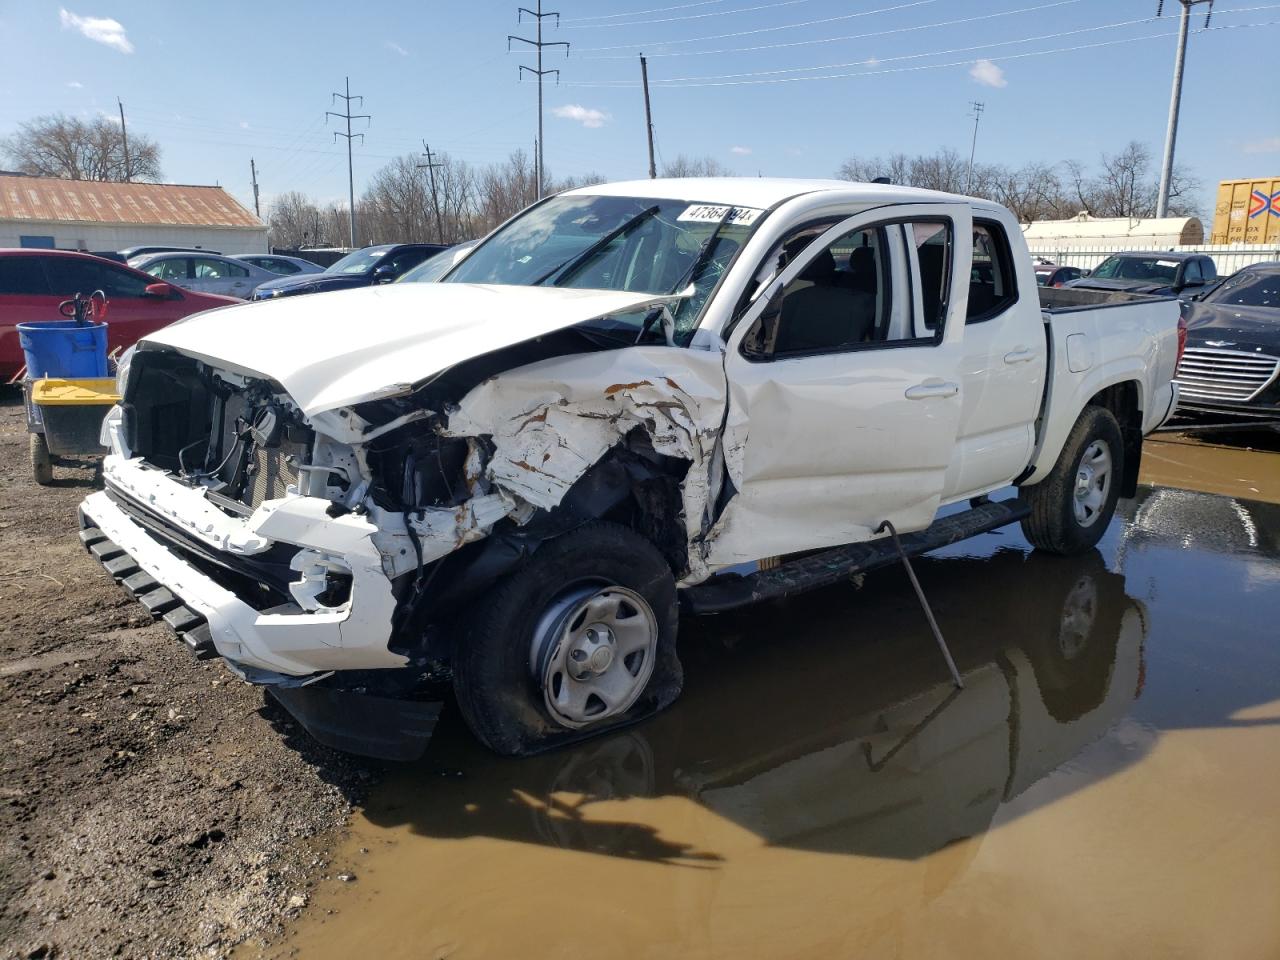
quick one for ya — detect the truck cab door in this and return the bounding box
[705,203,973,567]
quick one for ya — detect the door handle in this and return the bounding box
[905,380,959,400]
[1004,347,1036,364]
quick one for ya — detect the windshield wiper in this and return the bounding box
[532,205,661,286]
[668,205,736,296]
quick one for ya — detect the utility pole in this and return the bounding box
[1156,0,1213,218]
[327,77,370,248]
[965,101,985,195]
[117,98,131,182]
[417,141,445,244]
[249,157,261,218]
[509,1,569,200]
[640,54,657,179]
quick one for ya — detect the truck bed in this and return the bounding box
[1038,286,1168,313]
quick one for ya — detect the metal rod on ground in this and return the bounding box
[641,54,657,179]
[1156,0,1214,218]
[117,98,131,182]
[510,1,568,201]
[327,77,370,248]
[875,520,964,689]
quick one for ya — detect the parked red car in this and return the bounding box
[0,249,237,380]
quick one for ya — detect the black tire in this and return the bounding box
[30,434,53,486]
[452,521,682,757]
[1019,405,1123,555]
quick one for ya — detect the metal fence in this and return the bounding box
[1027,244,1280,274]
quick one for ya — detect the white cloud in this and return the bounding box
[59,8,133,53]
[970,59,1006,88]
[1243,136,1280,154]
[552,104,610,129]
[864,57,880,68]
[730,145,752,156]
[385,41,408,57]
[239,120,250,130]
[786,147,804,157]
[66,80,83,88]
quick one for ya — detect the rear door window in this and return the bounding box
[0,257,52,295]
[45,257,150,298]
[967,221,1018,322]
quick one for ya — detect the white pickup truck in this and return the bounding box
[78,179,1182,756]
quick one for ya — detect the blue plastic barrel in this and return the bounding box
[17,320,108,378]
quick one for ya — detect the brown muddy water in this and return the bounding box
[269,474,1280,959]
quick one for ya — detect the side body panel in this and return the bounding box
[1024,297,1181,485]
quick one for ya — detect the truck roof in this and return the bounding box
[562,177,974,210]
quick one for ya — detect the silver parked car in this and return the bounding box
[231,253,325,277]
[129,252,279,299]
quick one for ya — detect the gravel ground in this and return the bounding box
[0,387,380,959]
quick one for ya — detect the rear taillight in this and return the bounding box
[1176,314,1188,369]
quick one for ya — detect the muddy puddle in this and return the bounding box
[1141,429,1280,503]
[267,484,1280,960]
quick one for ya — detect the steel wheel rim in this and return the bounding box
[530,584,658,730]
[1058,575,1098,659]
[1072,439,1112,528]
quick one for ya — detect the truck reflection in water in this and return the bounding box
[347,543,1152,865]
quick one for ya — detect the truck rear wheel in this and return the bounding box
[1019,405,1123,555]
[452,522,682,757]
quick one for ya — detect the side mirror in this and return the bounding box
[144,281,175,298]
[372,264,396,283]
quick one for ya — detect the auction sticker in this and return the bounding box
[677,204,763,226]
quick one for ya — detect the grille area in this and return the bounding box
[248,443,304,509]
[1175,347,1280,403]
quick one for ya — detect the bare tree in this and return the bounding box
[661,155,732,178]
[836,153,911,185]
[1,113,161,182]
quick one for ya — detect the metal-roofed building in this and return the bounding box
[0,173,267,254]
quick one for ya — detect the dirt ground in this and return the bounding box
[0,388,380,960]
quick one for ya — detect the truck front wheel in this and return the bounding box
[452,522,682,756]
[1019,405,1123,555]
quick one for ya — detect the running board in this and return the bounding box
[682,499,1030,615]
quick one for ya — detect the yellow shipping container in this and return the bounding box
[1211,177,1280,245]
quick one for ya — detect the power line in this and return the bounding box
[564,0,816,29]
[326,76,370,248]
[574,0,939,52]
[620,12,1183,82]
[549,17,1279,87]
[579,0,1090,59]
[562,0,733,22]
[509,0,569,200]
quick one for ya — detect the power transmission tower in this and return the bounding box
[250,157,261,218]
[327,77,370,248]
[965,101,985,195]
[1155,0,1214,217]
[117,98,131,182]
[509,1,569,200]
[417,141,445,244]
[640,54,657,179]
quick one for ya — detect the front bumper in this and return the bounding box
[79,473,407,680]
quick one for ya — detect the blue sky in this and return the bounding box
[0,0,1276,219]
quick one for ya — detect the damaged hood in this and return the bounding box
[140,282,669,416]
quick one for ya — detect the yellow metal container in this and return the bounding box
[30,377,120,407]
[1211,177,1280,245]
